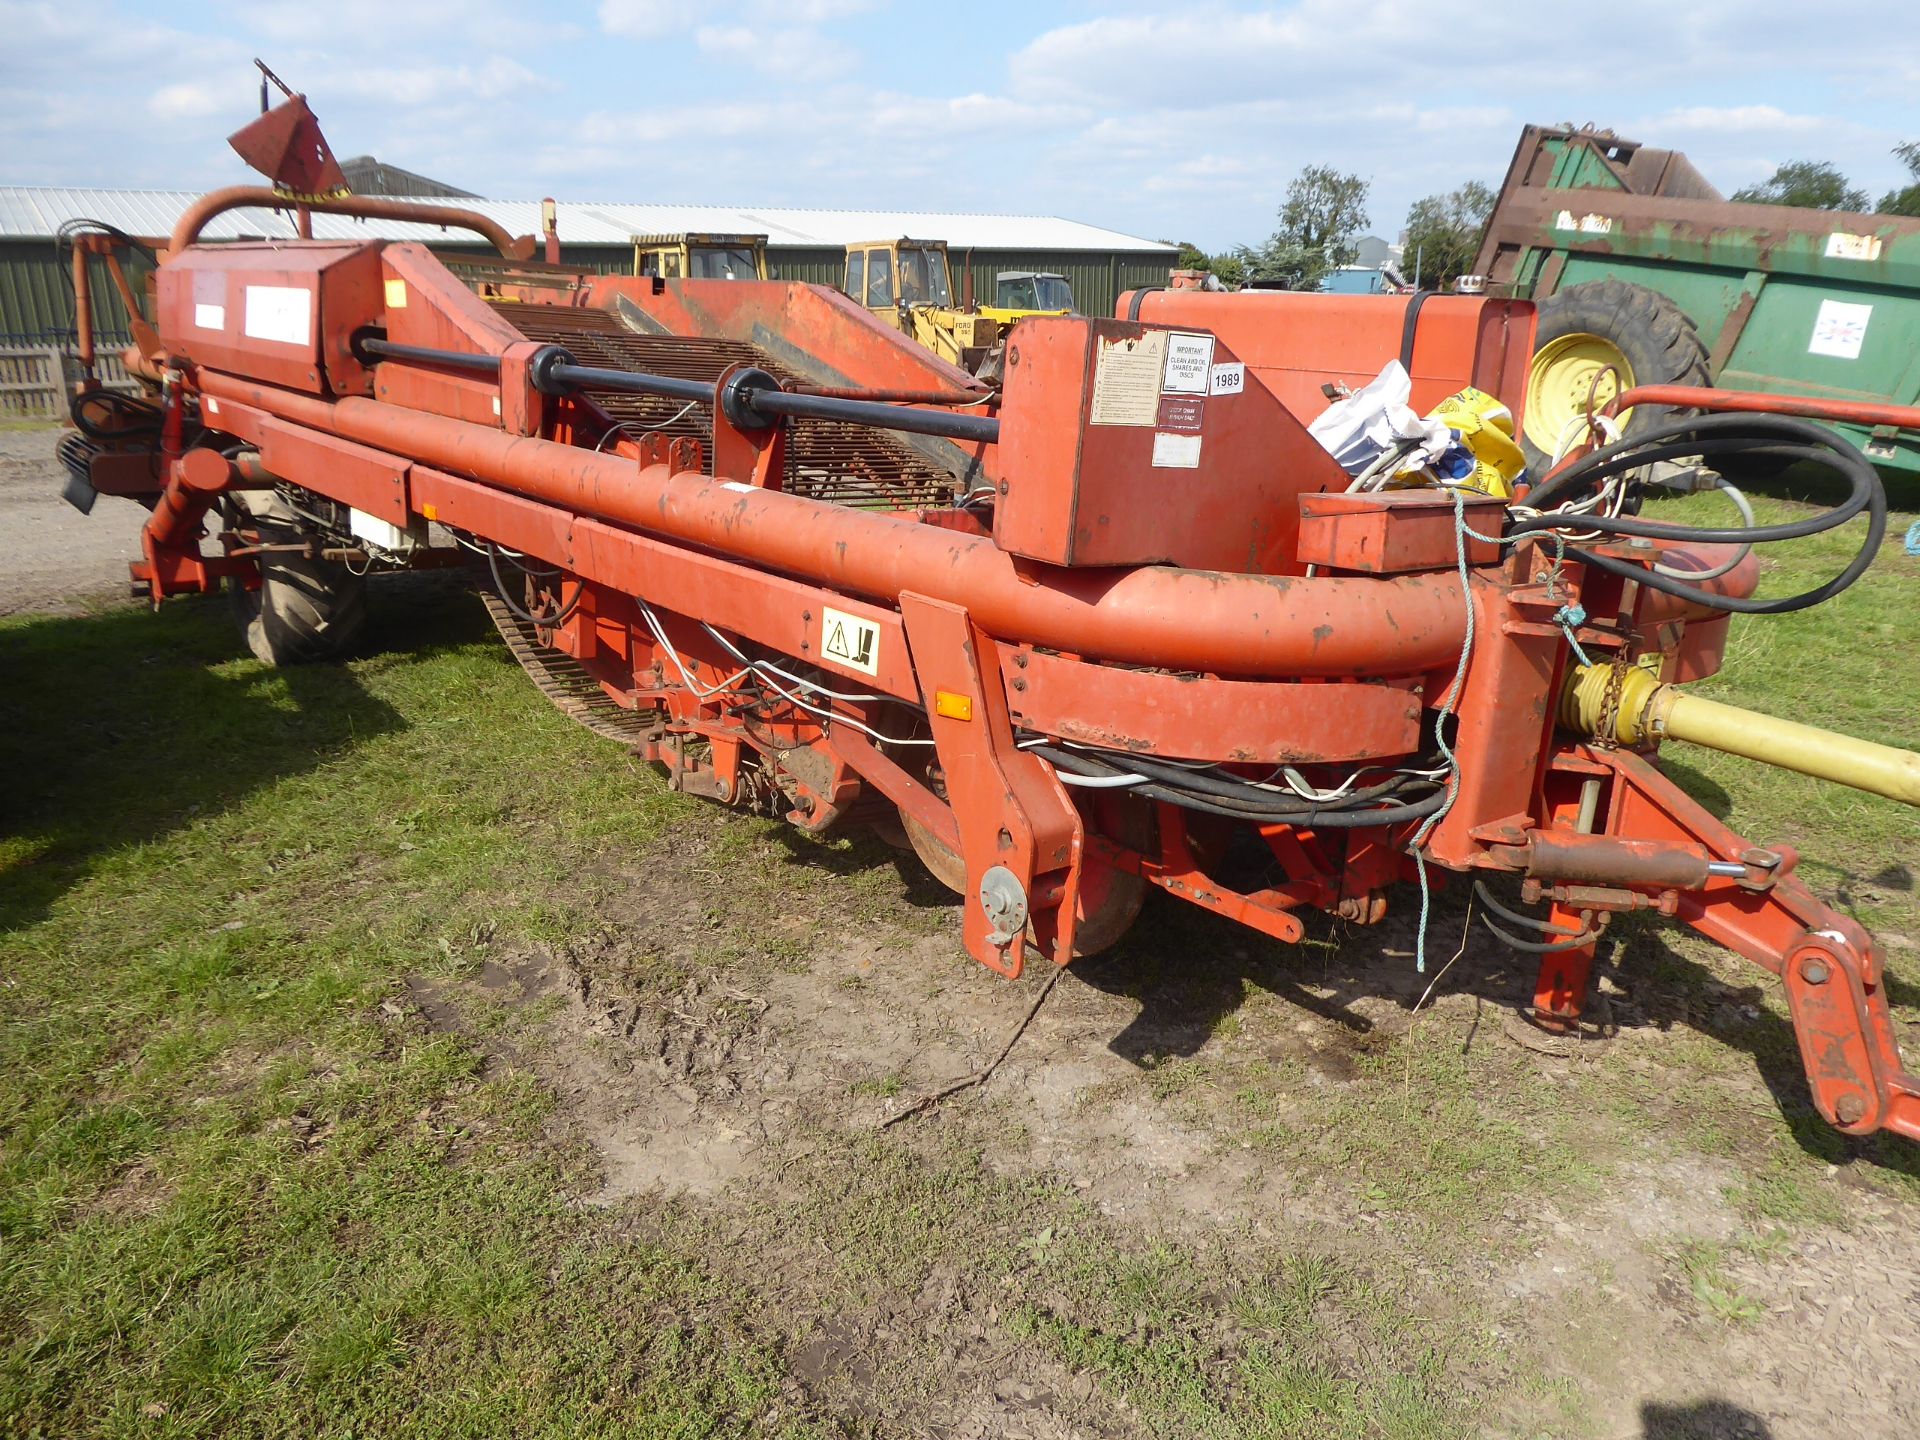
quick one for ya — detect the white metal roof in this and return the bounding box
[0,187,1175,254]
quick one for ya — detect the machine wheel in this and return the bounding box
[899,795,1149,960]
[227,504,368,666]
[1522,279,1709,473]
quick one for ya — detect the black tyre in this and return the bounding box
[1522,278,1710,474]
[229,507,368,666]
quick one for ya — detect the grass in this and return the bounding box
[0,581,1480,1436]
[0,585,824,1437]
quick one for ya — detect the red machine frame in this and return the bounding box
[71,173,1919,1148]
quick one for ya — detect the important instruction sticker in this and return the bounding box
[1089,332,1166,426]
[1809,299,1872,360]
[1161,332,1216,394]
[820,606,880,676]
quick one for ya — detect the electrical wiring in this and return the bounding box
[637,602,935,748]
[1650,475,1754,582]
[638,603,755,699]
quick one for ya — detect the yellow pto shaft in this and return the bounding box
[1561,662,1920,807]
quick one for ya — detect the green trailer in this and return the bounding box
[1475,124,1920,479]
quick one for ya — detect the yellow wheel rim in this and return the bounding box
[1525,333,1635,457]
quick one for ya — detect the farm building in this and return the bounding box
[0,186,1179,345]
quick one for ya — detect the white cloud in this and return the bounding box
[695,23,855,78]
[6,0,1915,253]
[599,0,697,37]
[148,82,229,121]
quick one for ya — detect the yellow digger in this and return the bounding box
[632,232,768,281]
[842,240,1073,378]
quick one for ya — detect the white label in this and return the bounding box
[243,285,311,346]
[1208,362,1246,397]
[193,303,225,331]
[720,481,755,492]
[1553,209,1614,235]
[1161,332,1215,394]
[820,606,880,676]
[1825,232,1883,262]
[204,397,220,417]
[1809,299,1872,360]
[1151,432,1202,468]
[1089,331,1165,426]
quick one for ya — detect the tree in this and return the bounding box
[1731,159,1868,211]
[1163,241,1247,289]
[1880,141,1920,217]
[1234,165,1370,291]
[1402,181,1495,289]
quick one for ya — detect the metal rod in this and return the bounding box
[359,338,1002,445]
[359,338,501,375]
[546,361,710,406]
[743,387,1000,445]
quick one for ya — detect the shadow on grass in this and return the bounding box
[0,572,485,932]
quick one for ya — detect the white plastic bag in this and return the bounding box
[1306,360,1451,477]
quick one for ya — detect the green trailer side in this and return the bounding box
[1476,125,1920,478]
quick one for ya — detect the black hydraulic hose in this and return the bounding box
[485,543,582,628]
[1512,412,1887,616]
[1523,413,1866,516]
[1030,744,1447,828]
[1099,748,1415,808]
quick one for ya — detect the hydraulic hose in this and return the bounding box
[1028,743,1448,827]
[1513,413,1887,615]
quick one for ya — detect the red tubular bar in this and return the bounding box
[194,370,1468,679]
[1615,384,1920,432]
[169,188,537,262]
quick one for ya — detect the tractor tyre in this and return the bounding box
[229,514,368,666]
[1522,279,1710,475]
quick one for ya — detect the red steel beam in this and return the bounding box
[192,370,1472,679]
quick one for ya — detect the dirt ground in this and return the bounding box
[417,828,1920,1439]
[0,427,148,616]
[6,429,1918,1437]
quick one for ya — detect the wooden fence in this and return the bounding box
[0,346,138,420]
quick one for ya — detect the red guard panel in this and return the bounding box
[994,317,1348,573]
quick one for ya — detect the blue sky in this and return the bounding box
[2,0,1915,251]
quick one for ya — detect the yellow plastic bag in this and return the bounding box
[1391,386,1527,499]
